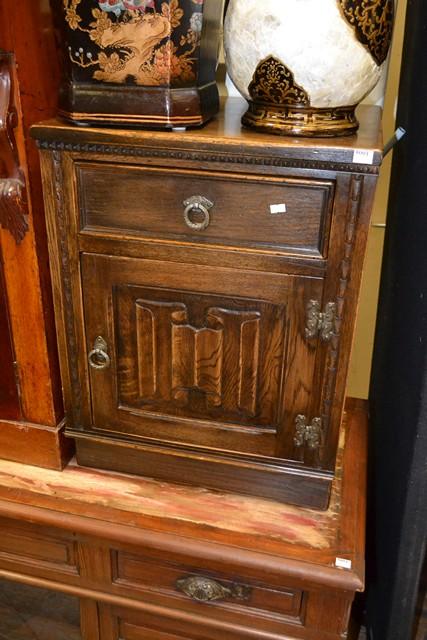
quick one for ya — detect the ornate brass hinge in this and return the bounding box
[305,300,336,341]
[294,415,323,450]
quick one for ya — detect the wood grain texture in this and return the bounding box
[80,598,101,640]
[0,256,20,420]
[0,418,71,470]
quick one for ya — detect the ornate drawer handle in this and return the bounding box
[176,576,251,603]
[183,195,213,231]
[88,336,110,370]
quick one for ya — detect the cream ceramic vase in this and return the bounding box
[224,0,394,137]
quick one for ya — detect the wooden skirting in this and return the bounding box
[0,418,72,469]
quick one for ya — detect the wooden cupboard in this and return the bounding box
[33,98,381,508]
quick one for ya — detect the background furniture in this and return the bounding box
[33,98,382,510]
[0,400,367,640]
[367,0,427,638]
[0,0,70,468]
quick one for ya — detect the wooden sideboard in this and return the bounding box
[0,399,366,640]
[32,98,381,510]
[0,0,70,469]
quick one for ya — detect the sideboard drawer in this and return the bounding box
[77,163,334,257]
[112,550,303,625]
[100,604,263,640]
[0,519,78,577]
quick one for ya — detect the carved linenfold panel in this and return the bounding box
[172,321,223,407]
[133,299,261,417]
[206,308,260,415]
[135,300,187,402]
[239,317,260,416]
[115,286,283,429]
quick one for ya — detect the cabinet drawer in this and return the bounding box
[77,163,334,257]
[101,605,261,640]
[112,550,303,625]
[0,519,77,577]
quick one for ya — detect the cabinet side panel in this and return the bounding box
[0,252,20,420]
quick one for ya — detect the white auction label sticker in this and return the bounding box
[335,557,352,569]
[352,149,374,165]
[270,203,287,215]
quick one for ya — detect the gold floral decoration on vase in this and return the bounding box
[62,0,204,85]
[248,56,310,107]
[338,0,394,66]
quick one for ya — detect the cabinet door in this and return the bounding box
[81,253,324,461]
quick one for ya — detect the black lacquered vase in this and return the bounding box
[52,0,224,128]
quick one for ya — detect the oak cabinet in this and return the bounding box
[33,98,382,509]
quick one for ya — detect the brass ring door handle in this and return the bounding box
[88,336,110,370]
[183,195,214,231]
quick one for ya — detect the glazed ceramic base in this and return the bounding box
[58,82,219,129]
[242,102,359,138]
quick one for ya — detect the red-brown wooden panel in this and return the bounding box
[0,259,20,420]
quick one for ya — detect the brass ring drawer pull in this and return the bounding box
[183,196,214,231]
[176,576,251,603]
[88,336,110,370]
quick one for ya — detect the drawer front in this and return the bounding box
[112,550,303,625]
[0,519,78,576]
[100,605,254,640]
[77,163,334,257]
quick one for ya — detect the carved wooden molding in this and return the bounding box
[320,175,364,445]
[36,139,380,176]
[0,53,28,244]
[52,150,82,427]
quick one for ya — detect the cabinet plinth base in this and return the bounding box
[0,418,72,470]
[72,431,332,510]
